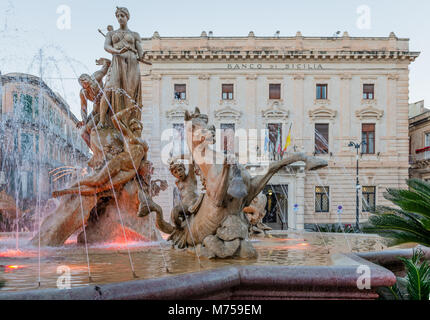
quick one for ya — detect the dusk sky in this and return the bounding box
[1,0,429,119]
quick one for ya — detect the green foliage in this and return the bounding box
[399,249,430,300]
[363,179,430,247]
[0,279,4,289]
[378,249,430,300]
[309,223,356,233]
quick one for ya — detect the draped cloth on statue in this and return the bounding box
[102,30,142,123]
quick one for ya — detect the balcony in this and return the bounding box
[415,151,430,162]
[413,146,430,163]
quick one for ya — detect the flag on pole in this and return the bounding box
[276,127,282,154]
[264,130,269,152]
[283,123,292,153]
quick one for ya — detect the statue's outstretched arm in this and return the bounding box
[80,90,88,123]
[212,157,231,207]
[134,32,144,61]
[93,58,111,83]
[247,153,327,205]
[135,32,152,65]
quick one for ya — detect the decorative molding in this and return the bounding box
[150,74,162,81]
[214,106,241,121]
[262,103,289,121]
[314,99,331,105]
[355,106,384,120]
[340,73,352,80]
[246,74,258,80]
[171,98,189,106]
[293,74,305,80]
[308,106,337,120]
[266,99,284,108]
[198,74,210,80]
[171,76,190,80]
[387,74,399,81]
[146,50,419,62]
[219,99,237,106]
[166,106,187,120]
[361,98,378,105]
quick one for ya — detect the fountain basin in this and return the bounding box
[0,231,393,298]
[0,253,396,300]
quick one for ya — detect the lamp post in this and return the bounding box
[348,141,366,231]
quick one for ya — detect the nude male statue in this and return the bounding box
[52,106,148,197]
[77,58,111,148]
[168,157,201,229]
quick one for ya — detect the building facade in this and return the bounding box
[138,31,418,230]
[0,73,90,209]
[409,100,430,180]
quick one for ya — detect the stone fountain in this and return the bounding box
[31,7,328,259]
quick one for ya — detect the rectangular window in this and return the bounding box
[174,84,186,100]
[363,84,375,100]
[27,171,34,199]
[21,94,33,120]
[267,123,282,160]
[222,84,234,100]
[362,186,376,212]
[13,92,18,113]
[21,133,32,155]
[362,124,375,154]
[172,123,186,157]
[35,134,39,153]
[315,186,330,213]
[316,84,328,100]
[315,123,329,154]
[425,133,430,147]
[269,84,281,100]
[14,133,18,152]
[220,123,235,154]
[34,97,39,118]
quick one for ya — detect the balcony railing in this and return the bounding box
[415,151,430,162]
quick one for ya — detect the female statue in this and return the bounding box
[98,7,150,128]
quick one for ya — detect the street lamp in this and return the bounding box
[348,141,366,231]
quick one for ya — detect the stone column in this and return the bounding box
[147,74,162,160]
[293,74,305,149]
[340,73,352,151]
[295,163,306,230]
[246,74,258,160]
[198,74,210,114]
[386,73,399,154]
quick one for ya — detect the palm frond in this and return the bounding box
[408,179,430,200]
[363,213,430,247]
[364,179,430,247]
[399,249,430,300]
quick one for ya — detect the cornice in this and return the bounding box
[145,50,419,62]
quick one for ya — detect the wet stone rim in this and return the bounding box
[0,252,397,300]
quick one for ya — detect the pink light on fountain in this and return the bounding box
[0,249,37,258]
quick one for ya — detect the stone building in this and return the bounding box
[409,100,430,181]
[138,31,418,230]
[0,73,90,209]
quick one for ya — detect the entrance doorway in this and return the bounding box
[263,185,288,230]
